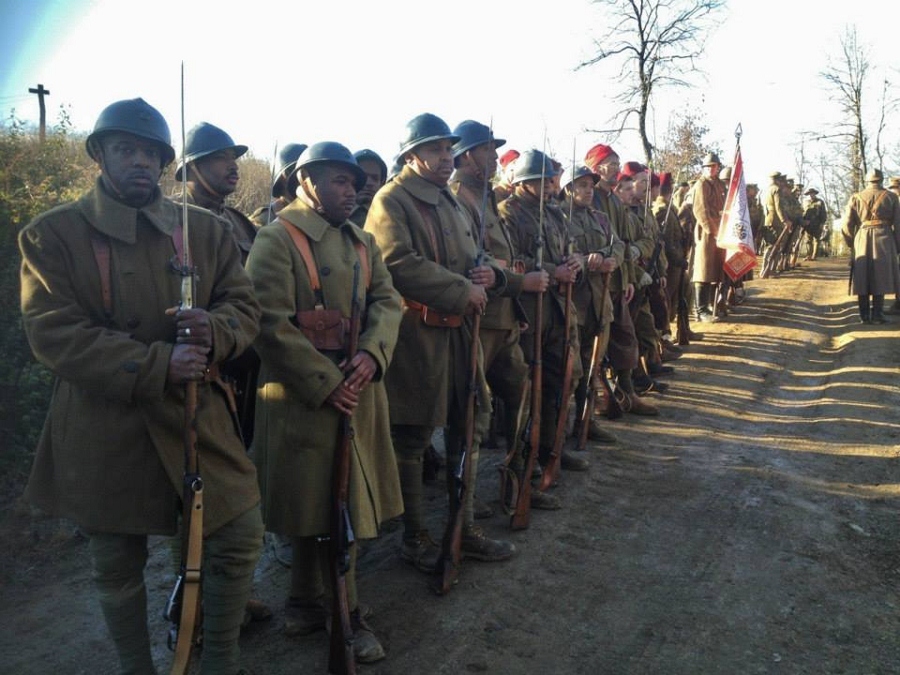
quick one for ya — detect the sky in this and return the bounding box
[1,0,897,188]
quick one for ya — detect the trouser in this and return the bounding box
[519,309,582,456]
[858,294,884,320]
[392,423,480,538]
[290,536,358,612]
[574,317,611,427]
[481,326,529,457]
[89,506,263,675]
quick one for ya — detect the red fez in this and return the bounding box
[620,161,646,177]
[584,144,617,170]
[499,149,520,168]
[614,172,634,186]
[659,172,673,190]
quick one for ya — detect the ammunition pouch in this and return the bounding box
[296,308,349,350]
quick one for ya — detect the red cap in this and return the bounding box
[499,149,520,168]
[659,172,673,190]
[614,171,634,186]
[584,144,616,171]
[620,161,646,177]
[650,172,661,188]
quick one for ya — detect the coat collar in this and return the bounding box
[79,177,176,243]
[396,165,447,206]
[277,198,363,244]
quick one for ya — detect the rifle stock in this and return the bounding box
[576,271,617,451]
[327,262,361,674]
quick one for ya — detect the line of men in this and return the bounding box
[19,99,750,675]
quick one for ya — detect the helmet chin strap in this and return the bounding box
[191,164,226,203]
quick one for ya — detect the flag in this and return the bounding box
[717,144,756,281]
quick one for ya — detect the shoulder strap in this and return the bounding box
[89,233,113,317]
[278,219,371,300]
[412,199,443,265]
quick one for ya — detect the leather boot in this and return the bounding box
[872,295,887,323]
[857,295,871,324]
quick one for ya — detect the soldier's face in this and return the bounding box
[571,175,594,207]
[356,159,384,206]
[305,164,358,222]
[632,172,648,201]
[465,142,499,181]
[96,132,163,207]
[595,156,620,184]
[192,149,239,197]
[407,140,455,186]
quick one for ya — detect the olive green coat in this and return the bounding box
[246,200,403,538]
[19,180,261,536]
[366,166,501,427]
[564,200,621,327]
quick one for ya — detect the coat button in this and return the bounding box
[227,317,240,328]
[321,266,331,276]
[126,317,140,329]
[122,361,138,373]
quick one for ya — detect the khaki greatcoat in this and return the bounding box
[366,166,501,427]
[246,200,402,538]
[691,175,726,283]
[19,180,261,536]
[841,184,900,295]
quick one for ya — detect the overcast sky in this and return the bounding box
[2,0,897,187]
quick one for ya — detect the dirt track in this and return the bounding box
[3,256,900,675]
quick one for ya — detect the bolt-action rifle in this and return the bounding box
[434,132,492,593]
[166,62,204,675]
[540,238,577,491]
[327,262,361,674]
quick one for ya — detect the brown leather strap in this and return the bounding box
[90,234,113,316]
[278,219,371,303]
[90,224,189,317]
[412,199,442,265]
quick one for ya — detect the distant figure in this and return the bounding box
[841,168,900,323]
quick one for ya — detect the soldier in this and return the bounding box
[887,177,900,313]
[746,182,764,252]
[584,143,657,416]
[654,172,692,341]
[349,148,388,227]
[499,149,590,472]
[366,113,515,576]
[249,142,307,228]
[246,142,403,662]
[559,163,623,443]
[840,168,900,323]
[692,152,726,321]
[802,187,827,261]
[174,122,258,263]
[18,98,263,675]
[447,120,559,510]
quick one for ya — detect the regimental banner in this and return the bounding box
[717,141,757,281]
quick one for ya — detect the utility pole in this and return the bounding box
[28,83,50,142]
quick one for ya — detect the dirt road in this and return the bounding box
[3,256,899,674]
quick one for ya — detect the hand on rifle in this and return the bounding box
[326,380,360,415]
[553,265,578,285]
[340,350,378,392]
[468,265,496,289]
[465,283,489,315]
[166,306,213,349]
[660,276,667,290]
[522,269,550,293]
[167,343,211,384]
[565,252,585,275]
[623,283,635,304]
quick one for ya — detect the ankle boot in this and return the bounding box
[857,295,871,324]
[872,295,887,323]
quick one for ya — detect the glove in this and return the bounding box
[629,244,642,261]
[638,271,653,289]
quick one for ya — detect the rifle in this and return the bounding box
[576,271,620,451]
[434,129,491,593]
[167,62,204,675]
[675,262,691,346]
[760,221,790,278]
[540,238,577,491]
[327,262,361,674]
[510,232,543,531]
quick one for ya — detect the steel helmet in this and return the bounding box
[272,143,308,198]
[85,98,175,166]
[560,163,598,192]
[174,122,248,180]
[397,113,460,158]
[511,149,559,184]
[451,120,506,159]
[294,141,367,192]
[353,148,388,183]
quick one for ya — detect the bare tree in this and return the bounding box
[820,26,869,191]
[653,110,712,181]
[577,0,725,166]
[873,78,897,172]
